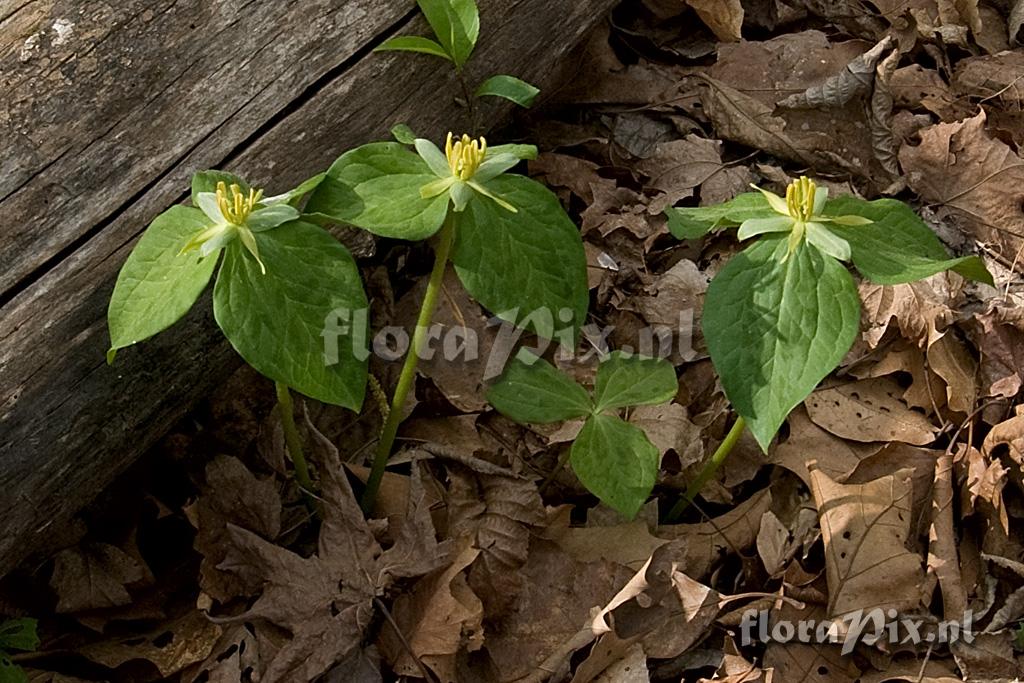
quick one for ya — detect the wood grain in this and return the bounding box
[0,0,615,576]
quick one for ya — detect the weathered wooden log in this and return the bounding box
[0,0,615,577]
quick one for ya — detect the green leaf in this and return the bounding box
[214,221,369,409]
[488,143,538,161]
[455,175,589,341]
[391,123,418,145]
[486,350,593,423]
[191,170,249,206]
[476,75,540,107]
[704,236,860,450]
[305,142,448,240]
[0,619,38,652]
[374,35,452,61]
[108,206,219,356]
[278,173,326,207]
[593,351,677,412]
[571,414,659,519]
[416,0,479,67]
[0,657,27,683]
[666,192,775,240]
[825,197,994,286]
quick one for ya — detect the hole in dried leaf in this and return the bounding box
[817,666,829,676]
[842,531,851,540]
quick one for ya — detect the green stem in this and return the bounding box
[665,415,746,523]
[361,212,457,512]
[275,381,315,495]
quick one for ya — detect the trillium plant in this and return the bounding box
[108,171,369,495]
[661,175,993,517]
[305,129,588,510]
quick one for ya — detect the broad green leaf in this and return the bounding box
[825,197,993,286]
[476,75,540,107]
[416,0,479,67]
[666,192,776,240]
[571,414,659,519]
[108,206,219,357]
[593,352,677,412]
[0,657,27,683]
[486,350,593,423]
[191,170,248,205]
[305,142,448,239]
[0,619,38,652]
[374,35,452,61]
[454,175,589,341]
[214,221,369,409]
[276,173,326,207]
[704,236,860,450]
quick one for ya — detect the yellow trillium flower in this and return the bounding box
[738,176,872,261]
[181,180,300,274]
[415,132,521,212]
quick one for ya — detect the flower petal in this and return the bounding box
[468,180,517,212]
[237,227,267,275]
[806,222,851,261]
[828,214,874,226]
[415,138,451,178]
[473,153,519,182]
[180,222,226,255]
[420,176,455,199]
[248,204,299,232]
[751,184,790,215]
[737,215,794,241]
[196,192,223,224]
[450,181,474,211]
[812,185,829,216]
[199,226,236,257]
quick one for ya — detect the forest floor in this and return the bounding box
[3,0,1024,681]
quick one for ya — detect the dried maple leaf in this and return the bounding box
[215,460,447,682]
[809,466,926,617]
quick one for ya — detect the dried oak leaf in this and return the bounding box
[216,460,447,682]
[188,455,281,604]
[809,465,926,617]
[51,542,145,614]
[900,111,1024,262]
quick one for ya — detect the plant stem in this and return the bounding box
[275,381,315,495]
[361,212,457,513]
[665,415,746,523]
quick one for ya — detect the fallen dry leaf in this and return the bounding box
[545,518,668,571]
[805,377,938,446]
[215,454,447,681]
[50,542,146,614]
[378,538,483,682]
[901,111,1024,263]
[809,465,926,617]
[770,405,881,485]
[859,273,964,349]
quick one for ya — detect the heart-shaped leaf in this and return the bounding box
[214,221,369,409]
[593,351,677,412]
[571,414,659,519]
[108,206,219,358]
[704,236,860,450]
[486,350,592,423]
[455,175,589,341]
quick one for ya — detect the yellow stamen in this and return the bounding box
[785,176,816,222]
[445,132,487,181]
[215,181,263,225]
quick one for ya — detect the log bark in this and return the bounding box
[0,0,615,577]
